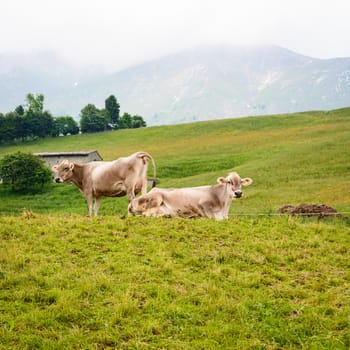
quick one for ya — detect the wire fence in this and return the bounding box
[229,212,350,217]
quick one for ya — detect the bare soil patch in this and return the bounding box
[279,204,342,218]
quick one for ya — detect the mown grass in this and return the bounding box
[0,214,349,349]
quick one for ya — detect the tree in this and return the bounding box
[13,113,27,140]
[0,112,28,143]
[132,115,147,128]
[0,93,57,143]
[25,110,54,138]
[54,116,79,136]
[117,113,147,129]
[0,113,16,144]
[0,152,52,192]
[118,112,132,129]
[20,93,55,139]
[80,104,108,133]
[105,95,120,127]
[26,93,44,114]
[15,105,25,115]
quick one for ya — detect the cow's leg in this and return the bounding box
[127,202,134,216]
[126,189,136,216]
[127,188,135,202]
[86,195,93,217]
[141,178,148,195]
[213,212,225,221]
[198,202,224,219]
[207,207,228,221]
[94,197,102,216]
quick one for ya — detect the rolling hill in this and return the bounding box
[1,46,350,125]
[0,108,349,216]
[0,108,349,349]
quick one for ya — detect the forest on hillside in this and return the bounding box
[0,93,146,144]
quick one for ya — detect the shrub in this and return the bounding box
[0,152,52,192]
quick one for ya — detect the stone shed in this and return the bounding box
[34,150,103,168]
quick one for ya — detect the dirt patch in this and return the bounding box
[278,204,342,218]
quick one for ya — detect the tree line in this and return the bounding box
[0,93,146,144]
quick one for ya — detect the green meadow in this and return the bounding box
[0,108,349,216]
[0,109,349,349]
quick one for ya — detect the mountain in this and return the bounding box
[1,46,350,125]
[0,51,102,117]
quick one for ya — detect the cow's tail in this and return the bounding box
[137,151,157,188]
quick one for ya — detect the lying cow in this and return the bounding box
[52,151,156,216]
[128,172,252,220]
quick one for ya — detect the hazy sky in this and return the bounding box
[1,0,350,71]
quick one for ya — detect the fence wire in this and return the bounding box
[229,212,350,217]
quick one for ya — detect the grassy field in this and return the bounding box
[0,108,349,216]
[1,215,349,349]
[0,109,350,349]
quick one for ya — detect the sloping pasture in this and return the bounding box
[0,109,349,349]
[0,109,349,215]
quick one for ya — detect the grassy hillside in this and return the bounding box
[0,108,349,215]
[0,109,349,349]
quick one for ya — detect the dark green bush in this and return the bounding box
[0,152,52,192]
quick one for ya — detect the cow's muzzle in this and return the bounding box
[128,203,134,213]
[128,202,137,215]
[234,190,242,198]
[55,177,63,183]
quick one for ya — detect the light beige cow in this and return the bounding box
[128,172,252,220]
[52,151,156,216]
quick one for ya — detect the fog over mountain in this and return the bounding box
[1,45,349,125]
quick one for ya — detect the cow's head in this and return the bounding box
[52,160,75,183]
[128,197,148,214]
[217,172,253,198]
[128,192,163,215]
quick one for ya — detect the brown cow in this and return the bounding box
[128,172,252,220]
[52,151,156,216]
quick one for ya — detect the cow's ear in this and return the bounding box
[241,178,253,186]
[69,163,74,170]
[217,177,227,184]
[52,165,58,171]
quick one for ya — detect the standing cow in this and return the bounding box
[128,172,252,220]
[52,151,156,216]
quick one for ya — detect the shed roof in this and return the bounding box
[34,150,102,159]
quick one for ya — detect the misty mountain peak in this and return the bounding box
[0,45,349,125]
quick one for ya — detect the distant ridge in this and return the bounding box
[0,46,349,125]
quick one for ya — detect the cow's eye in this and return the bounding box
[64,167,69,171]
